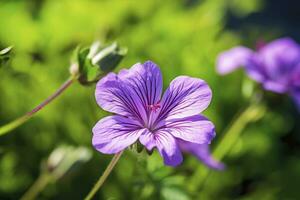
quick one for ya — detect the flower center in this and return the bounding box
[147,103,161,112]
[145,101,161,131]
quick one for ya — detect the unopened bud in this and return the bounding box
[73,41,127,85]
[69,63,79,77]
[0,46,13,68]
[46,145,92,180]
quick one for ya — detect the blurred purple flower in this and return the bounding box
[178,140,225,170]
[92,61,223,168]
[217,37,300,107]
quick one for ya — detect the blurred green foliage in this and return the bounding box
[0,0,300,199]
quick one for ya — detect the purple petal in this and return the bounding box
[119,61,163,108]
[156,76,212,121]
[95,61,163,124]
[253,38,300,93]
[217,46,253,75]
[95,72,147,123]
[259,38,300,79]
[155,132,183,166]
[244,54,267,83]
[139,131,183,166]
[178,140,225,170]
[291,64,300,88]
[139,131,156,150]
[263,80,289,93]
[92,115,147,154]
[155,115,215,145]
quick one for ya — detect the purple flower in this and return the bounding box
[217,38,300,106]
[92,61,223,168]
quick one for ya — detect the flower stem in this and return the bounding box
[84,151,123,200]
[189,101,266,192]
[20,172,52,200]
[213,102,266,160]
[0,76,75,136]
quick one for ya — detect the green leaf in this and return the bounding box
[161,186,191,200]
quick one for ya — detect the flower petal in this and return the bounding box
[259,38,300,80]
[92,115,147,154]
[156,76,212,121]
[248,38,300,93]
[217,46,253,75]
[95,61,163,123]
[155,115,215,144]
[244,55,267,83]
[139,131,156,151]
[139,131,183,166]
[178,140,225,170]
[155,131,183,166]
[263,80,289,93]
[119,61,163,108]
[217,38,300,96]
[95,72,147,123]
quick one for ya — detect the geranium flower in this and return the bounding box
[217,38,300,107]
[92,61,223,168]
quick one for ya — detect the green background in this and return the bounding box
[1,0,300,199]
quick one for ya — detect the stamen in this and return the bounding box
[147,103,161,112]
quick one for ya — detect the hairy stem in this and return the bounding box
[84,151,123,200]
[0,77,75,136]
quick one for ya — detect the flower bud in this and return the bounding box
[46,145,92,180]
[69,63,79,77]
[73,41,127,85]
[0,46,13,68]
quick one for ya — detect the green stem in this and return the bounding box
[84,151,123,200]
[213,103,266,160]
[20,172,52,200]
[189,101,266,192]
[0,76,75,136]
